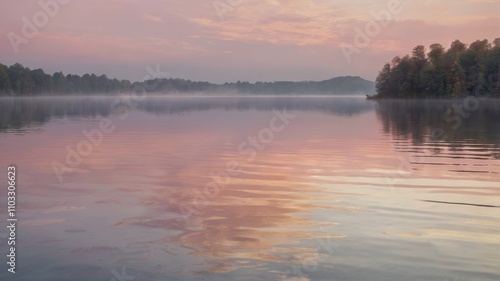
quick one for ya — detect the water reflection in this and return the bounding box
[375,99,500,145]
[0,96,499,281]
[0,96,374,132]
[375,99,500,175]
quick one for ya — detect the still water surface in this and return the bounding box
[0,96,499,281]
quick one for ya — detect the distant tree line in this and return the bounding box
[0,63,133,95]
[375,38,500,98]
[145,76,374,95]
[0,63,375,96]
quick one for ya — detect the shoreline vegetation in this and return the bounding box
[0,62,374,96]
[371,38,500,99]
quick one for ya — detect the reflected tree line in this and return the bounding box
[375,39,500,98]
[2,97,499,156]
[0,97,374,132]
[0,97,113,131]
[375,99,500,152]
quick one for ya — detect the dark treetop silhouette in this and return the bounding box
[373,38,500,99]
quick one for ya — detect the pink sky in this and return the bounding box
[1,0,499,83]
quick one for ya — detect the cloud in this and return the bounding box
[143,13,165,23]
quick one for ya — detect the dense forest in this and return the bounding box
[0,63,374,96]
[0,63,131,95]
[374,38,500,98]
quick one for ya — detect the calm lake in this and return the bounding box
[0,96,499,281]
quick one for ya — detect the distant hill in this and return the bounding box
[0,62,374,95]
[145,76,375,95]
